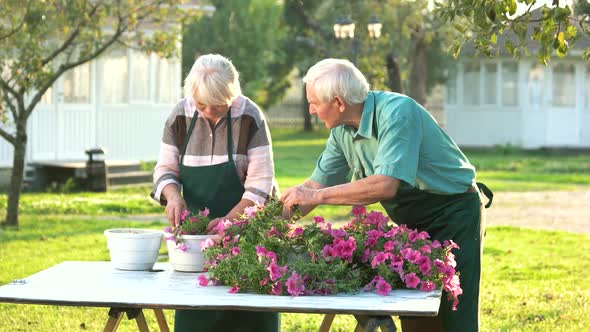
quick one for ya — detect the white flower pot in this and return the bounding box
[104,228,163,271]
[165,233,220,272]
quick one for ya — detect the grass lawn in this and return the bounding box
[0,217,588,331]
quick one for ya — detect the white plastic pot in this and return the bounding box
[165,233,220,272]
[104,228,163,271]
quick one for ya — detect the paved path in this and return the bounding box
[109,190,590,235]
[484,190,590,235]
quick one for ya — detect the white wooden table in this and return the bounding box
[0,261,441,332]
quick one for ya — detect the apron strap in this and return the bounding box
[226,108,234,163]
[476,182,494,208]
[180,107,233,165]
[180,110,200,166]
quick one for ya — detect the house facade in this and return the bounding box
[0,47,181,167]
[444,53,590,148]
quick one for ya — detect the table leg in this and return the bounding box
[153,309,170,332]
[319,314,335,332]
[353,315,397,332]
[103,308,124,332]
[134,310,150,332]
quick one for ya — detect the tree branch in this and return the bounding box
[0,78,19,100]
[0,125,16,146]
[40,3,101,67]
[2,87,18,120]
[288,1,335,41]
[0,0,31,40]
[25,18,127,119]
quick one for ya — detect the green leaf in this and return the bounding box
[491,33,497,45]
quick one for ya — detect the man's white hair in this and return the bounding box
[183,54,241,106]
[302,58,370,105]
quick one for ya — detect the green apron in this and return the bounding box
[175,109,279,332]
[381,182,490,332]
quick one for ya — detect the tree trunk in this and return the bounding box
[302,84,312,132]
[4,119,27,228]
[386,53,403,93]
[408,28,429,107]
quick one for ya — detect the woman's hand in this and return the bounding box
[162,184,186,227]
[206,217,224,234]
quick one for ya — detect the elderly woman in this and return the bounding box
[151,54,279,332]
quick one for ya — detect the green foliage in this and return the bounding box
[435,0,590,63]
[181,0,291,109]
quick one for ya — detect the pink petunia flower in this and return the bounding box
[285,271,305,296]
[313,216,325,224]
[197,274,209,286]
[200,238,216,250]
[420,280,436,291]
[270,282,283,295]
[375,278,392,296]
[231,247,240,256]
[371,252,389,268]
[404,272,420,289]
[229,285,240,293]
[287,224,304,238]
[199,208,210,217]
[267,261,288,281]
[351,205,367,217]
[176,243,188,252]
[243,205,258,218]
[267,226,281,237]
[180,209,190,221]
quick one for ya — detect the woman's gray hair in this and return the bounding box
[183,54,242,106]
[302,58,369,105]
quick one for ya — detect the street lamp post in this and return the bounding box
[333,14,382,66]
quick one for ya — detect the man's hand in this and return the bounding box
[281,184,320,218]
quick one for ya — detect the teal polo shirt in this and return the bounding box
[310,91,476,194]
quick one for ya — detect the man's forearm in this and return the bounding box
[316,175,399,206]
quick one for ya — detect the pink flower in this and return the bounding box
[197,274,209,286]
[420,281,436,291]
[270,282,283,295]
[286,271,305,296]
[163,226,172,233]
[267,226,281,237]
[287,224,304,238]
[404,273,420,289]
[371,252,389,268]
[383,241,396,252]
[200,238,216,250]
[229,285,240,293]
[352,205,367,217]
[366,211,389,230]
[267,261,288,281]
[375,278,392,296]
[313,216,325,224]
[231,247,240,256]
[180,209,190,221]
[189,216,198,223]
[443,240,460,250]
[420,245,431,253]
[259,278,269,286]
[243,205,258,218]
[199,207,210,217]
[256,246,277,262]
[389,255,404,274]
[431,240,442,249]
[176,243,188,252]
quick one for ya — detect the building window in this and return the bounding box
[102,48,129,104]
[63,63,90,104]
[528,63,544,108]
[446,72,457,105]
[502,62,518,106]
[552,63,575,107]
[156,56,176,104]
[41,87,53,104]
[131,50,150,101]
[483,63,497,105]
[463,62,480,105]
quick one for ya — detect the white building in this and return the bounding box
[0,47,181,168]
[444,23,590,148]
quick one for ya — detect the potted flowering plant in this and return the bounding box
[163,207,220,272]
[200,199,463,310]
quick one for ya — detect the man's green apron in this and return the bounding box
[175,109,279,332]
[382,182,491,332]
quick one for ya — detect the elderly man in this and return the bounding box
[281,58,492,332]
